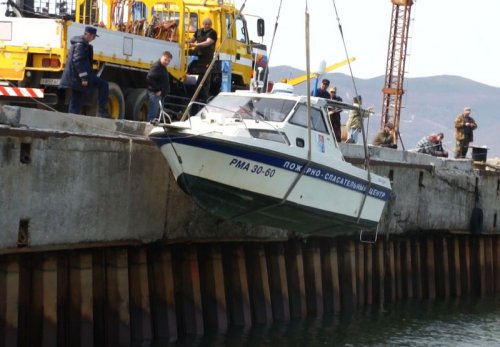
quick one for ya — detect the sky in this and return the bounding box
[235,0,500,88]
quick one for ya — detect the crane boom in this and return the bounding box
[381,0,413,146]
[281,57,355,86]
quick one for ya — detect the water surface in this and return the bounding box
[170,296,500,347]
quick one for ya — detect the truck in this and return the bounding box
[0,0,268,120]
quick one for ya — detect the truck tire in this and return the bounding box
[85,82,125,120]
[125,88,149,121]
[107,82,125,120]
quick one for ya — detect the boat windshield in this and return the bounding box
[201,94,297,122]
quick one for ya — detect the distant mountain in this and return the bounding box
[269,67,500,158]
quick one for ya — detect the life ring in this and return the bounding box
[470,207,483,235]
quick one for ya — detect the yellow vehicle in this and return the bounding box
[0,0,267,120]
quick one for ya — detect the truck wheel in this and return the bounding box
[85,82,125,119]
[107,82,125,119]
[125,88,149,121]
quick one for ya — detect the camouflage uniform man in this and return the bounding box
[454,107,477,158]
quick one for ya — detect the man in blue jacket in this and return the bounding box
[60,26,109,117]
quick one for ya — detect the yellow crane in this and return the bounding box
[280,57,355,86]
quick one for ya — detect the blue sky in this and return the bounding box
[236,0,500,88]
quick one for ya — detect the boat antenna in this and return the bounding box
[305,1,312,161]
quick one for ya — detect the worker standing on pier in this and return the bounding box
[60,26,110,118]
[346,95,373,144]
[147,51,172,122]
[189,18,218,100]
[454,107,477,158]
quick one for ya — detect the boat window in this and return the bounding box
[248,129,289,144]
[204,94,296,121]
[288,104,329,134]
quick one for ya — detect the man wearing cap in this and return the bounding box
[60,26,110,117]
[312,78,330,99]
[372,122,397,148]
[454,107,477,158]
[327,86,343,141]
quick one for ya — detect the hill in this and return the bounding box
[269,67,500,158]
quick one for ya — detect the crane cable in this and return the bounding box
[260,0,283,89]
[331,0,373,225]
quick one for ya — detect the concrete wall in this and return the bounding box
[341,144,498,234]
[0,106,498,252]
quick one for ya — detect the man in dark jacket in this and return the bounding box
[188,18,217,100]
[312,79,330,99]
[59,26,109,117]
[328,86,343,141]
[146,51,172,122]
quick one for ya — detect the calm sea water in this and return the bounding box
[170,296,500,347]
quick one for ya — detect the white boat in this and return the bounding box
[149,91,392,235]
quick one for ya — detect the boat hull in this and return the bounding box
[152,132,390,235]
[177,172,379,234]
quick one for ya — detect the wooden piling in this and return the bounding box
[374,240,385,308]
[355,242,365,309]
[177,245,204,335]
[385,239,396,303]
[223,244,251,327]
[245,244,273,325]
[199,244,228,331]
[435,236,450,299]
[129,248,152,344]
[285,241,307,319]
[484,236,494,294]
[402,239,413,300]
[450,237,461,298]
[68,252,94,347]
[303,240,323,317]
[105,248,131,346]
[460,236,472,295]
[364,244,373,306]
[395,240,403,301]
[413,238,423,299]
[149,247,177,342]
[425,237,436,300]
[495,237,500,293]
[265,243,290,321]
[0,255,19,347]
[32,254,58,347]
[320,240,341,315]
